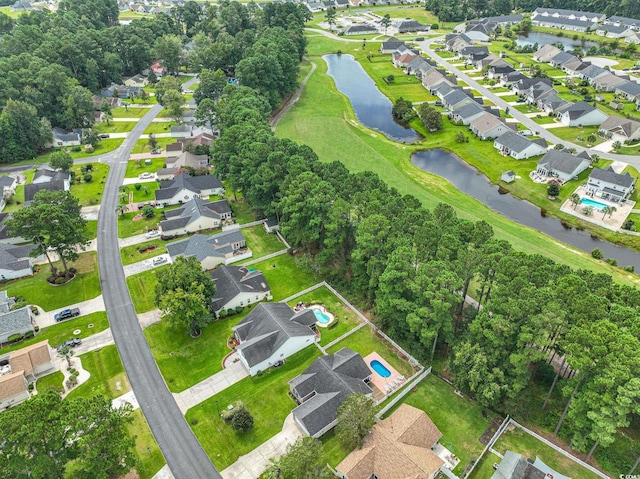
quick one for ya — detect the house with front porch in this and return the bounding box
[494,131,548,159]
[233,303,318,376]
[585,167,635,202]
[615,81,640,101]
[449,102,488,125]
[535,150,591,183]
[158,198,232,238]
[166,230,249,270]
[154,173,224,207]
[211,265,271,316]
[599,115,640,142]
[470,112,516,140]
[558,101,608,126]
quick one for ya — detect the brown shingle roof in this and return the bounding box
[9,340,51,376]
[0,370,28,399]
[337,404,445,479]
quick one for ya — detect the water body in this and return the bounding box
[324,54,421,144]
[411,149,640,270]
[516,31,603,52]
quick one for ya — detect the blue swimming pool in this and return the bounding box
[312,308,331,324]
[580,198,608,210]
[370,359,391,378]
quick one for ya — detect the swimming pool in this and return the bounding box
[312,308,331,324]
[580,198,608,210]
[370,359,391,378]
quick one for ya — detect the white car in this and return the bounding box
[145,230,160,239]
[152,256,168,266]
[138,172,154,180]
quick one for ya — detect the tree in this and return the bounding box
[547,183,560,198]
[418,103,443,132]
[155,75,182,105]
[148,133,159,151]
[6,190,88,277]
[336,393,376,450]
[48,151,73,172]
[57,345,74,368]
[162,89,184,122]
[231,407,254,432]
[100,98,113,126]
[582,205,594,216]
[326,7,337,32]
[381,14,391,34]
[194,68,227,104]
[391,97,416,123]
[195,98,218,129]
[0,100,52,164]
[141,205,155,218]
[277,437,333,479]
[570,193,581,209]
[154,34,183,75]
[0,391,135,479]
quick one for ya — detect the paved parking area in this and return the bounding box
[35,295,106,328]
[123,254,171,277]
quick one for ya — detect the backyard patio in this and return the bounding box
[560,185,634,231]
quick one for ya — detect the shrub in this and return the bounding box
[624,265,635,273]
[134,183,142,191]
[34,325,40,332]
[605,258,618,266]
[141,205,155,218]
[83,174,92,183]
[24,330,35,339]
[547,184,560,197]
[221,401,245,422]
[71,146,81,152]
[54,277,67,284]
[431,23,439,29]
[218,309,228,318]
[387,74,395,82]
[235,306,244,313]
[623,219,635,231]
[591,248,604,259]
[554,143,565,150]
[227,308,235,316]
[7,333,23,342]
[231,408,254,432]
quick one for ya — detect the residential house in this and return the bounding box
[336,404,445,479]
[579,64,609,83]
[10,1,32,12]
[525,81,556,105]
[51,127,81,147]
[549,52,579,69]
[124,74,149,87]
[470,112,516,140]
[158,198,231,237]
[596,24,634,38]
[165,151,209,170]
[449,102,487,125]
[233,303,319,376]
[500,71,528,87]
[598,115,640,142]
[606,15,640,30]
[100,83,141,100]
[0,213,25,245]
[171,124,211,138]
[0,304,34,344]
[32,169,71,189]
[0,243,37,281]
[535,150,591,182]
[394,19,430,33]
[586,166,635,202]
[563,59,591,77]
[533,44,562,63]
[537,93,572,114]
[0,176,18,208]
[289,348,373,437]
[532,8,605,23]
[615,81,640,101]
[393,52,418,69]
[9,340,53,381]
[442,89,476,110]
[533,16,594,31]
[0,371,30,411]
[445,33,473,52]
[211,265,271,316]
[512,77,552,96]
[558,101,607,126]
[492,451,568,479]
[422,69,457,93]
[593,73,628,92]
[343,24,377,35]
[166,141,184,161]
[166,230,249,270]
[463,30,490,42]
[178,132,215,149]
[494,131,548,159]
[154,173,224,207]
[459,45,489,62]
[380,37,406,54]
[405,57,433,77]
[472,53,501,71]
[488,63,515,79]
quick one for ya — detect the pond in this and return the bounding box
[412,149,640,270]
[323,54,421,144]
[516,31,605,52]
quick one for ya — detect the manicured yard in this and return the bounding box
[122,182,160,204]
[144,309,252,393]
[241,225,284,258]
[0,252,101,311]
[118,209,169,238]
[95,121,138,134]
[186,346,321,469]
[513,103,539,113]
[143,122,176,135]
[125,158,166,177]
[0,312,108,354]
[326,326,414,378]
[69,162,110,206]
[126,267,166,313]
[531,115,558,125]
[229,199,256,224]
[248,254,319,301]
[121,240,168,266]
[112,107,151,118]
[35,371,65,394]
[131,137,174,154]
[127,409,166,479]
[550,126,601,148]
[501,95,520,102]
[85,220,98,240]
[286,286,362,346]
[67,345,130,400]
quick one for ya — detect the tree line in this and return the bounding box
[211,82,640,465]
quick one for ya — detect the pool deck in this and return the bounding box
[363,352,403,398]
[560,185,634,231]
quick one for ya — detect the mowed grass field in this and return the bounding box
[275,35,640,286]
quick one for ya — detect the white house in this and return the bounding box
[494,131,548,159]
[166,230,250,270]
[0,298,34,344]
[51,128,81,147]
[154,173,224,207]
[158,198,231,237]
[211,265,272,316]
[585,167,635,202]
[535,150,592,183]
[558,102,608,126]
[598,115,640,142]
[469,112,515,140]
[0,244,37,281]
[232,303,319,376]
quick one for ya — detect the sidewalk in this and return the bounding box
[138,309,161,329]
[173,359,249,414]
[123,254,171,277]
[221,414,303,479]
[36,295,106,328]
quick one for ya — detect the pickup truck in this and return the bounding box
[57,338,82,352]
[54,308,80,322]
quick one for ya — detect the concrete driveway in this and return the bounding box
[123,254,171,277]
[81,205,101,220]
[35,295,106,329]
[118,232,153,248]
[122,176,157,185]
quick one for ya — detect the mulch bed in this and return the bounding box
[479,416,504,445]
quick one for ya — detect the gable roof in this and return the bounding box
[599,115,640,138]
[33,169,70,183]
[589,166,635,187]
[616,81,640,97]
[155,173,223,201]
[381,37,405,51]
[289,348,372,437]
[24,181,67,203]
[537,150,590,175]
[9,340,51,376]
[496,130,544,153]
[166,230,245,262]
[160,198,231,232]
[492,451,547,479]
[470,112,508,133]
[0,370,27,400]
[0,306,32,338]
[337,404,444,479]
[560,101,600,120]
[0,176,16,189]
[211,265,270,312]
[233,303,316,368]
[0,243,35,272]
[452,101,485,120]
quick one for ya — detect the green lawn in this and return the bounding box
[127,409,166,479]
[326,326,413,378]
[550,126,601,148]
[94,121,138,134]
[492,428,601,479]
[126,267,165,313]
[247,254,319,301]
[121,240,167,265]
[0,252,101,311]
[229,199,256,224]
[531,115,559,125]
[241,225,284,258]
[122,182,160,204]
[276,36,640,286]
[67,345,130,400]
[35,371,65,394]
[0,5,25,18]
[144,309,252,393]
[85,220,98,240]
[69,162,110,206]
[131,137,174,155]
[124,158,166,177]
[143,122,176,135]
[513,103,540,113]
[286,286,362,346]
[186,346,322,469]
[112,107,151,118]
[501,95,520,102]
[0,312,108,354]
[118,210,165,238]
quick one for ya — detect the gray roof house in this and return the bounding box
[615,81,640,101]
[0,244,37,281]
[494,131,548,160]
[442,89,476,110]
[598,115,640,142]
[593,73,629,91]
[549,52,579,68]
[154,173,224,206]
[32,169,70,186]
[394,19,430,33]
[51,127,81,147]
[532,8,604,23]
[24,181,68,204]
[211,265,271,315]
[343,24,377,35]
[586,166,636,202]
[233,303,319,376]
[449,102,488,125]
[380,37,406,54]
[166,230,249,270]
[534,44,562,63]
[0,292,34,343]
[470,112,516,140]
[492,451,569,479]
[165,151,209,170]
[579,64,608,82]
[289,348,373,437]
[535,149,591,183]
[558,101,608,126]
[159,198,232,238]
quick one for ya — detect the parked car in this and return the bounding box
[152,256,168,266]
[54,308,80,322]
[98,134,110,139]
[151,149,162,154]
[57,338,81,352]
[434,101,443,107]
[518,130,533,137]
[145,230,160,239]
[138,172,154,180]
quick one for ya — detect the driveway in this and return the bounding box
[122,176,157,185]
[81,205,101,220]
[119,232,153,248]
[123,254,171,277]
[73,328,114,355]
[220,414,303,479]
[35,295,106,329]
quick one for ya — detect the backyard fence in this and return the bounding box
[241,249,288,267]
[461,415,510,479]
[376,367,431,415]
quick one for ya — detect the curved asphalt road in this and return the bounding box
[96,78,222,479]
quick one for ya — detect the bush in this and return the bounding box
[34,325,40,332]
[220,401,245,422]
[547,184,560,197]
[231,407,254,432]
[235,306,244,313]
[24,330,35,339]
[83,174,92,183]
[32,307,39,316]
[134,183,142,191]
[624,265,635,273]
[591,248,604,259]
[71,146,81,152]
[387,74,394,82]
[218,309,228,318]
[431,23,439,29]
[605,258,618,266]
[227,308,235,315]
[8,333,23,342]
[623,219,635,231]
[54,277,67,284]
[141,205,155,218]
